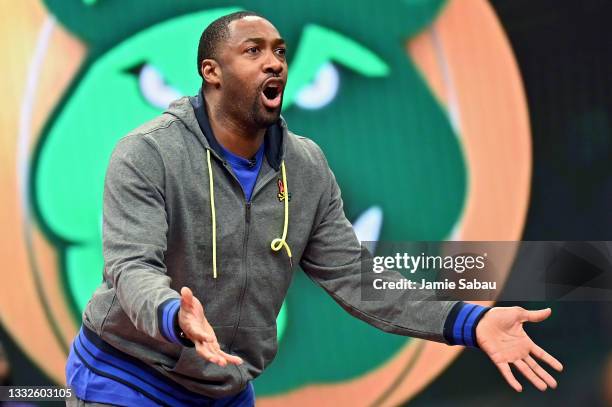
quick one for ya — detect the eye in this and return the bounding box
[126,62,181,109]
[295,62,339,110]
[246,46,259,55]
[276,47,286,57]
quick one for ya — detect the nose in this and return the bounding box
[263,50,284,76]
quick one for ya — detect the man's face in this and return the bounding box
[217,16,288,129]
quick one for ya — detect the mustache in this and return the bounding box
[259,72,284,90]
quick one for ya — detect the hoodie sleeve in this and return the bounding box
[102,134,189,346]
[299,141,489,345]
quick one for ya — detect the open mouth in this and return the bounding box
[263,85,280,100]
[260,79,284,109]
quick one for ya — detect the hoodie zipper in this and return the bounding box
[209,155,250,388]
[211,156,251,348]
[228,200,250,355]
[227,169,280,351]
[210,150,282,356]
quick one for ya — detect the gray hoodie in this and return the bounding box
[80,92,459,399]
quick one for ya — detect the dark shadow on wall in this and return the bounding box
[408,0,612,406]
[0,322,63,407]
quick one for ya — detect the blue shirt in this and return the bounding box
[219,142,265,202]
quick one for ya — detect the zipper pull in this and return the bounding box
[246,202,251,223]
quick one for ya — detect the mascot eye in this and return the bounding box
[127,62,181,109]
[281,24,389,111]
[295,62,339,110]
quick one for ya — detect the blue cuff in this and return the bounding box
[443,302,491,348]
[158,299,182,345]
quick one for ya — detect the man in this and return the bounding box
[66,11,563,406]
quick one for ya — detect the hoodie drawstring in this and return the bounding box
[206,149,218,278]
[206,150,292,279]
[270,161,293,267]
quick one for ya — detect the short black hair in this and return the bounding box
[196,11,264,79]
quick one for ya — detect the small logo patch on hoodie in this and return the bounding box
[277,179,292,202]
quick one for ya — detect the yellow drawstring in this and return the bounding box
[206,149,218,278]
[207,151,292,278]
[270,161,293,267]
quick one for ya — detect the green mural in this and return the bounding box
[34,0,465,395]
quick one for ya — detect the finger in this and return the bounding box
[201,334,236,365]
[195,342,222,365]
[205,336,219,352]
[214,354,227,367]
[495,363,522,392]
[525,356,558,389]
[514,359,547,391]
[531,343,563,372]
[207,345,229,367]
[525,308,551,323]
[219,350,244,365]
[198,336,228,360]
[180,287,194,309]
[203,337,223,357]
[199,342,229,367]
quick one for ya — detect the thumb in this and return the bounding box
[180,286,194,309]
[525,308,551,323]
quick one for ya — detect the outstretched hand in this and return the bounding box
[476,306,563,392]
[178,286,243,367]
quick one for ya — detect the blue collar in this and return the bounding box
[189,88,284,170]
[220,141,265,169]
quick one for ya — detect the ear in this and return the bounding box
[201,59,221,88]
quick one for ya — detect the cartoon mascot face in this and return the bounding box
[19,0,529,402]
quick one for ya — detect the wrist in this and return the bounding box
[158,298,194,347]
[443,302,491,348]
[174,308,195,348]
[475,308,494,348]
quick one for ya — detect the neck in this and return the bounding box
[206,98,265,159]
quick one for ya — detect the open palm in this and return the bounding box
[178,287,243,368]
[476,306,563,392]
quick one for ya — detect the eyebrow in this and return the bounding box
[241,37,286,46]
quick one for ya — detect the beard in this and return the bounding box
[220,71,283,132]
[247,81,282,128]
